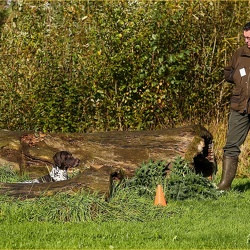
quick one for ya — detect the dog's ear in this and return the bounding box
[53,151,72,168]
[53,152,61,167]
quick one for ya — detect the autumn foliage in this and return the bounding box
[0,1,248,132]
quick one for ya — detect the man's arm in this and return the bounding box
[224,50,240,83]
[224,65,234,83]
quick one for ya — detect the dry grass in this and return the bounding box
[206,118,250,178]
[237,137,250,177]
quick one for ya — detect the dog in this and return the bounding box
[23,151,80,183]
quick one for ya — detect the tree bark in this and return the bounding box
[0,125,216,198]
[0,166,118,199]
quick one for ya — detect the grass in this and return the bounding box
[0,165,30,183]
[1,172,250,249]
[1,180,250,249]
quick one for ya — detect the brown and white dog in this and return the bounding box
[23,151,80,183]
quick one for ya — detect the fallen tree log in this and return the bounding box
[0,166,120,199]
[0,125,217,198]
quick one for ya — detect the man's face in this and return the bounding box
[243,30,250,48]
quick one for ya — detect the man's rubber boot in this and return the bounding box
[217,155,238,191]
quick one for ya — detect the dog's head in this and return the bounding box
[53,151,80,170]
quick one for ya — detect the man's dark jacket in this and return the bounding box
[225,44,250,113]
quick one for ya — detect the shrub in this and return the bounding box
[126,157,218,200]
[0,1,249,132]
[166,157,218,200]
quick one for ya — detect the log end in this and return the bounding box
[186,125,217,178]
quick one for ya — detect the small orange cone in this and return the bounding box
[154,184,167,206]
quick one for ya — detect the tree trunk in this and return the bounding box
[0,125,216,198]
[0,166,118,199]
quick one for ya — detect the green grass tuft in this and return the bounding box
[0,165,30,183]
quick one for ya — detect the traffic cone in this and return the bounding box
[154,184,167,206]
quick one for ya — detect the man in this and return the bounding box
[218,22,250,190]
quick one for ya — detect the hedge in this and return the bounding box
[0,0,248,132]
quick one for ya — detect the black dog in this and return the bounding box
[23,151,80,183]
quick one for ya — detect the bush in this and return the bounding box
[125,157,218,200]
[166,157,218,200]
[0,1,249,132]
